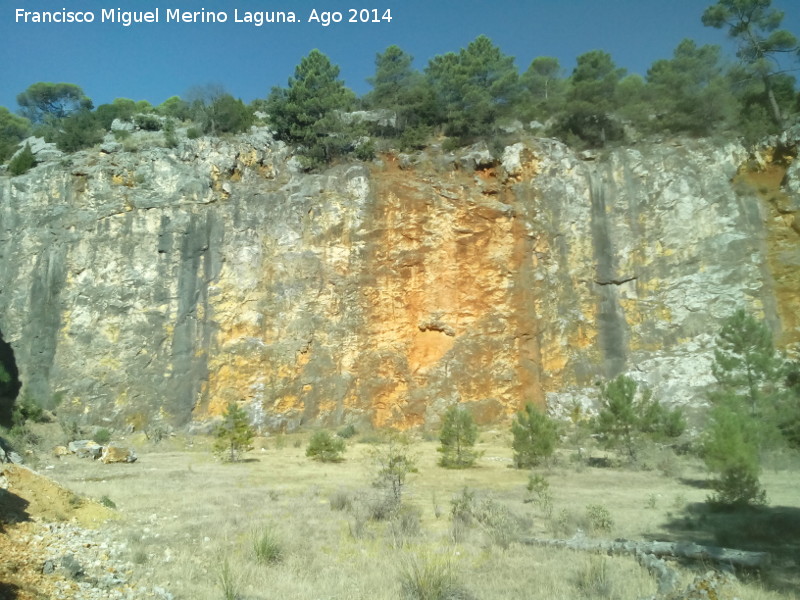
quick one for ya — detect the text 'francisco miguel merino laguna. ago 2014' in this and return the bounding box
[14,8,394,27]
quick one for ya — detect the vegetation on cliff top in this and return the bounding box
[1,0,798,172]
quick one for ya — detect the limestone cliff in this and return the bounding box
[0,130,797,430]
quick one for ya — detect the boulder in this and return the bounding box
[100,445,137,464]
[110,118,134,132]
[456,142,496,171]
[14,136,63,163]
[68,440,102,460]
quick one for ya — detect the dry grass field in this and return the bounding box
[38,428,800,600]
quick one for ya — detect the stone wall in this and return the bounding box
[0,131,796,430]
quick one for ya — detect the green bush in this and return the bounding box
[55,109,103,152]
[526,473,554,519]
[252,526,283,564]
[7,143,36,176]
[371,433,417,506]
[585,504,614,534]
[704,405,767,507]
[162,119,178,148]
[99,495,117,509]
[398,551,461,600]
[212,401,256,462]
[594,375,684,461]
[511,403,558,468]
[306,430,346,462]
[437,405,480,469]
[336,423,357,439]
[186,127,201,140]
[353,139,376,161]
[93,428,111,445]
[134,113,162,131]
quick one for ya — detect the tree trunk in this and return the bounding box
[521,534,770,569]
[764,75,785,128]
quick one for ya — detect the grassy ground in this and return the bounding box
[41,429,800,600]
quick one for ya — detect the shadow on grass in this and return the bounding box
[0,581,21,599]
[650,501,800,595]
[0,488,30,533]
[677,477,710,489]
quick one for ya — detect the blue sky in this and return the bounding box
[1,0,798,112]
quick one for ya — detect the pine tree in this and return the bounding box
[213,401,255,462]
[511,403,558,468]
[519,56,567,119]
[645,39,737,135]
[0,107,31,165]
[702,0,799,127]
[594,375,685,461]
[704,309,787,507]
[711,308,785,432]
[425,34,519,141]
[704,405,766,507]
[595,375,640,460]
[552,50,625,146]
[437,405,479,469]
[266,49,356,169]
[306,430,346,462]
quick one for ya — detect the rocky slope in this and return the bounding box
[0,130,797,430]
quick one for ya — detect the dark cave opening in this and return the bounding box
[0,329,21,428]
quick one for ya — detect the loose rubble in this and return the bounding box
[2,520,174,600]
[1,462,171,599]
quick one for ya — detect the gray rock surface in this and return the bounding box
[0,130,797,429]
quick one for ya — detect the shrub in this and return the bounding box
[186,126,201,139]
[212,401,256,462]
[55,110,103,152]
[371,433,418,506]
[7,143,36,176]
[585,504,614,534]
[388,505,422,547]
[704,405,767,508]
[162,119,178,148]
[306,430,346,462]
[450,487,476,527]
[575,556,614,598]
[398,551,461,600]
[511,403,558,468]
[594,375,684,461]
[329,489,354,511]
[134,114,162,131]
[474,497,519,549]
[11,396,45,427]
[217,557,240,600]
[93,428,111,445]
[337,423,357,439]
[354,138,376,161]
[437,405,480,469]
[252,526,283,564]
[526,473,554,519]
[99,495,116,509]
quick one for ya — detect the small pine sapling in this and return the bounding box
[437,405,480,468]
[213,401,256,462]
[511,403,558,468]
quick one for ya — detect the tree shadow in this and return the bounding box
[0,488,30,533]
[648,501,800,595]
[677,476,710,489]
[0,582,21,599]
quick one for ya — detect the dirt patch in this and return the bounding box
[1,464,120,599]
[1,463,114,527]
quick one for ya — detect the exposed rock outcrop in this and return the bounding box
[0,129,797,430]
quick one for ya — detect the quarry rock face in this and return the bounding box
[0,130,797,430]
